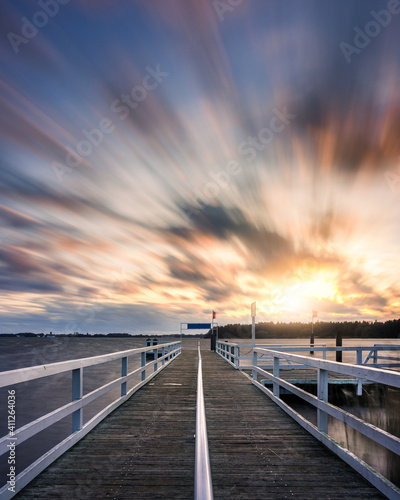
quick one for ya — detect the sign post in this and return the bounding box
[180,322,215,350]
[310,310,317,354]
[251,302,256,347]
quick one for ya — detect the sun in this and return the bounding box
[264,268,341,316]
[296,273,338,301]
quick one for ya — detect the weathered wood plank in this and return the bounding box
[15,350,384,499]
[16,351,198,499]
[201,350,384,500]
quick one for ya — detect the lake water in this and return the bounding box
[0,337,399,489]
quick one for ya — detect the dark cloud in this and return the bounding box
[0,277,63,293]
[0,205,41,229]
[166,255,208,283]
[175,203,294,274]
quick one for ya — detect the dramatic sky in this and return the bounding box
[1,0,400,334]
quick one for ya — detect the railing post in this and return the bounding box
[162,346,165,366]
[373,348,378,365]
[72,368,83,433]
[121,356,128,396]
[154,347,158,372]
[317,368,328,433]
[356,349,362,396]
[252,350,257,381]
[141,351,146,381]
[273,356,280,397]
[234,345,239,369]
[336,331,342,362]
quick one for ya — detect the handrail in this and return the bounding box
[254,348,400,387]
[0,341,182,500]
[194,344,213,500]
[0,342,178,387]
[216,342,400,370]
[251,347,400,499]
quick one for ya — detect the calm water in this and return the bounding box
[0,337,399,489]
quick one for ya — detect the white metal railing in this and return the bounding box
[251,348,400,500]
[216,342,400,371]
[194,344,213,500]
[216,341,327,369]
[0,341,182,499]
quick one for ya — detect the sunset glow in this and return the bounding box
[1,1,400,334]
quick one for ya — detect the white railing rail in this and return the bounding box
[251,348,400,500]
[0,341,182,500]
[216,341,327,369]
[194,344,213,500]
[216,342,400,371]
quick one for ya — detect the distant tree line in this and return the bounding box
[205,320,400,339]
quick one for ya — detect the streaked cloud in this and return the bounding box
[0,0,400,333]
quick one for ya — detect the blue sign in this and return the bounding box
[187,323,211,329]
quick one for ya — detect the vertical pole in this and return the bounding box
[141,351,146,382]
[121,356,128,396]
[310,317,314,355]
[162,346,165,366]
[317,369,328,433]
[72,368,83,433]
[356,349,362,396]
[336,331,342,362]
[251,302,256,383]
[273,356,280,398]
[252,350,257,381]
[234,345,239,369]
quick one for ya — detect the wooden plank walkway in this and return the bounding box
[15,350,384,499]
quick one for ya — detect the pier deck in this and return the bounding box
[16,350,384,499]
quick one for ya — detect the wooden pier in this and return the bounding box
[15,350,384,499]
